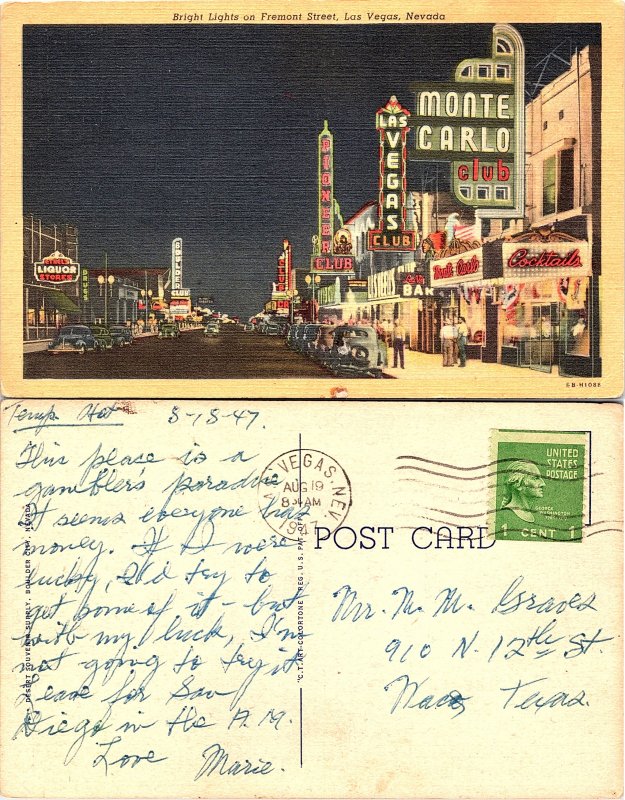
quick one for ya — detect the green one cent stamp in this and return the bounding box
[491,430,588,542]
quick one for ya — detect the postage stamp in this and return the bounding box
[258,447,352,539]
[491,429,589,542]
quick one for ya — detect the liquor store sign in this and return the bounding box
[34,251,79,284]
[430,248,484,287]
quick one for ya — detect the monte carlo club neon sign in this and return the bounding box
[411,24,525,223]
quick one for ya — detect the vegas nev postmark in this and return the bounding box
[258,448,352,540]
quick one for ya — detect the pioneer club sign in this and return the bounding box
[311,120,354,274]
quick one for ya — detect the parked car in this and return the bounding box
[287,323,306,349]
[325,325,384,378]
[158,323,181,339]
[309,324,336,359]
[48,325,99,355]
[203,321,220,337]
[299,323,322,354]
[89,325,114,350]
[109,325,134,346]
[264,320,289,336]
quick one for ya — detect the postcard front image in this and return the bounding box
[1,1,622,398]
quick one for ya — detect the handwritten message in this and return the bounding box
[6,401,303,785]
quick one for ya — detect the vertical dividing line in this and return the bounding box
[298,433,303,506]
[588,430,592,527]
[300,686,303,767]
[298,432,303,767]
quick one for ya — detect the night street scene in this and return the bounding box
[23,22,602,381]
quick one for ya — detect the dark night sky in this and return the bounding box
[23,23,600,318]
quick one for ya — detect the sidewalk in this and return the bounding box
[383,348,559,382]
[22,327,203,354]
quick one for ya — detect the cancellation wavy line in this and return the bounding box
[395,466,601,483]
[404,505,587,520]
[397,455,588,471]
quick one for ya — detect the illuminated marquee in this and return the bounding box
[318,120,334,256]
[311,256,354,272]
[502,242,591,279]
[429,248,484,287]
[368,96,416,252]
[272,239,293,297]
[34,250,79,284]
[311,121,355,275]
[170,295,191,317]
[411,24,525,220]
[172,237,183,291]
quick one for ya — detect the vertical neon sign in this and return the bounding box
[368,95,416,251]
[318,120,334,255]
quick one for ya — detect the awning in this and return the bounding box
[41,288,81,314]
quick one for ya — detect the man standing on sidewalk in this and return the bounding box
[392,318,406,369]
[457,316,469,367]
[440,317,457,366]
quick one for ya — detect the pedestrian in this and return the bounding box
[375,322,388,367]
[383,318,393,347]
[440,317,457,366]
[392,318,406,369]
[457,316,468,367]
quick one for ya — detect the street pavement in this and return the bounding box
[23,326,562,383]
[23,327,331,380]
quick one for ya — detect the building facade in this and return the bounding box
[23,215,81,340]
[337,45,601,376]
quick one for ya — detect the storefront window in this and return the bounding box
[460,294,486,345]
[563,308,590,357]
[542,155,556,216]
[502,304,528,346]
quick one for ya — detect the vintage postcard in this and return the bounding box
[0,399,622,797]
[0,0,623,399]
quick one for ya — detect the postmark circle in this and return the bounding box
[258,448,352,540]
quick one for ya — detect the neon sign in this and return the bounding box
[34,250,80,284]
[368,96,416,252]
[411,24,525,220]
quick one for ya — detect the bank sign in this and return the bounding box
[34,250,79,284]
[411,24,525,220]
[430,248,484,287]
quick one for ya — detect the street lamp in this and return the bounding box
[286,288,298,325]
[96,252,115,325]
[304,274,321,321]
[140,289,153,327]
